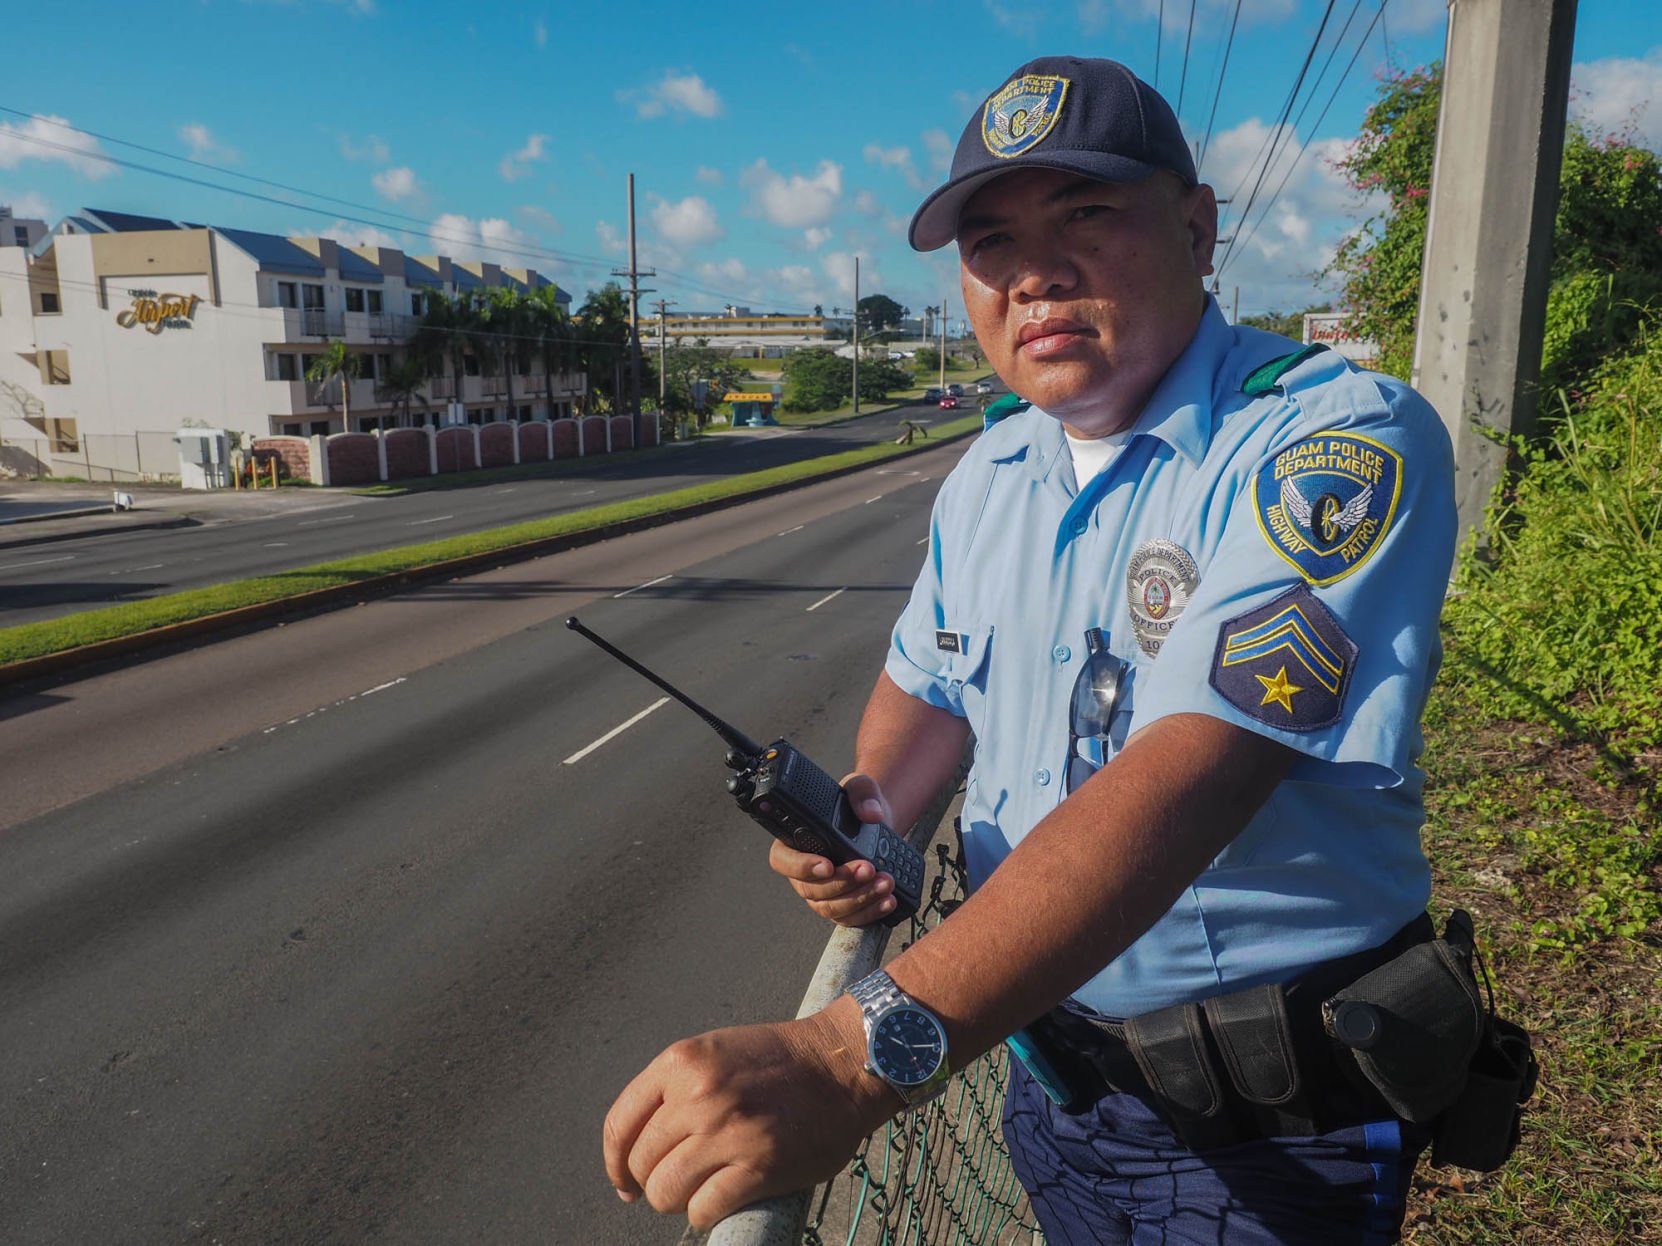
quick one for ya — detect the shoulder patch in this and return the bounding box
[1252,430,1402,585]
[1210,585,1356,732]
[1242,344,1329,397]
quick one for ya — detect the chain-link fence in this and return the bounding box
[683,761,1044,1246]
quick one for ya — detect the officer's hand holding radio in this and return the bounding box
[768,772,901,927]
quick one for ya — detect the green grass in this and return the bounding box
[0,416,984,667]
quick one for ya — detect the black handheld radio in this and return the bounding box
[565,617,924,926]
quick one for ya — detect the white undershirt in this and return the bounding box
[1064,426,1133,483]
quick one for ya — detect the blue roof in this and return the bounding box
[337,248,384,283]
[404,256,445,288]
[214,228,326,276]
[82,208,184,233]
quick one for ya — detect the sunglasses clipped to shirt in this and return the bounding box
[1065,627,1130,795]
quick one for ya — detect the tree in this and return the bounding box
[1325,63,1662,392]
[1239,306,1330,340]
[857,294,906,338]
[378,356,433,426]
[413,290,478,414]
[527,284,579,414]
[659,338,751,427]
[576,283,632,415]
[306,339,361,432]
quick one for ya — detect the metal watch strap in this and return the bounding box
[850,968,910,1016]
[850,969,950,1107]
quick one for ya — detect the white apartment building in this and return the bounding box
[0,207,581,479]
[1,205,49,251]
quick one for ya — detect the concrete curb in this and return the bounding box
[0,428,978,690]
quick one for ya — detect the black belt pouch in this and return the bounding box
[1431,1015,1539,1171]
[1124,1001,1240,1151]
[1204,984,1314,1135]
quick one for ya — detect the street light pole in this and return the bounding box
[852,255,860,417]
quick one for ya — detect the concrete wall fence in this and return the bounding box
[252,415,658,488]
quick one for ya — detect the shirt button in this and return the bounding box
[1052,645,1071,664]
[1034,768,1052,786]
[1070,517,1088,535]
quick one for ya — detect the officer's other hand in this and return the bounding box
[767,773,897,927]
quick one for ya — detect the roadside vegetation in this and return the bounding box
[0,415,983,670]
[1329,65,1662,1243]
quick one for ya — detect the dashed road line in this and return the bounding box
[806,588,846,612]
[562,698,670,765]
[614,574,672,599]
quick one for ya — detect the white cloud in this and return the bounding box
[864,143,928,190]
[595,220,626,255]
[651,194,724,247]
[696,165,724,185]
[1572,48,1662,152]
[820,251,883,304]
[1,188,51,220]
[178,122,236,163]
[0,114,112,180]
[854,189,883,216]
[804,226,832,249]
[741,158,843,228]
[921,129,954,174]
[533,17,548,48]
[315,219,405,251]
[627,70,724,119]
[372,166,421,202]
[499,133,550,182]
[517,204,560,233]
[1382,0,1446,35]
[430,213,531,261]
[340,133,392,163]
[1078,0,1112,33]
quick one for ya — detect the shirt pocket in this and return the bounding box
[942,624,994,735]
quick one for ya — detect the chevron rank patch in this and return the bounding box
[1210,585,1357,731]
[1253,431,1402,585]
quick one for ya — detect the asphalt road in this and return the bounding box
[0,397,982,628]
[0,441,967,1245]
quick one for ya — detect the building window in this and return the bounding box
[519,405,533,422]
[367,290,383,314]
[275,353,298,381]
[309,420,330,436]
[277,280,298,308]
[463,354,480,376]
[302,284,324,310]
[345,288,366,313]
[282,422,301,436]
[39,292,60,314]
[12,226,27,246]
[411,292,427,316]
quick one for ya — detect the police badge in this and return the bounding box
[1253,431,1403,585]
[982,75,1070,158]
[1125,539,1199,657]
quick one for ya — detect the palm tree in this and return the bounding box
[306,339,360,432]
[378,356,433,427]
[482,288,531,418]
[527,284,576,416]
[414,290,477,420]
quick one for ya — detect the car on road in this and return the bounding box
[975,381,995,395]
[946,383,964,397]
[939,395,959,409]
[924,387,943,402]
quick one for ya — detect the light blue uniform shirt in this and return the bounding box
[886,299,1457,1018]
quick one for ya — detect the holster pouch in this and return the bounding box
[1431,1015,1539,1171]
[1325,911,1486,1123]
[1015,1011,1109,1115]
[1124,1001,1241,1151]
[1204,983,1317,1136]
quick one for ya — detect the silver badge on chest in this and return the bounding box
[1126,539,1200,657]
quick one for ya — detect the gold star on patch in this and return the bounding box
[1256,666,1304,713]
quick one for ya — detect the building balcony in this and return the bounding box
[277,377,380,413]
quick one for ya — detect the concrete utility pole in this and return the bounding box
[653,298,674,425]
[612,174,655,449]
[852,256,860,416]
[1411,0,1578,537]
[938,295,948,392]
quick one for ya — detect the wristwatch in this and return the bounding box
[848,969,952,1108]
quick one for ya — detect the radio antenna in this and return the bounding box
[565,617,763,757]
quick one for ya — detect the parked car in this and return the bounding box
[975,381,995,395]
[939,395,960,409]
[946,383,964,397]
[924,387,943,402]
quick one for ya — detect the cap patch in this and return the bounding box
[1253,431,1402,586]
[983,75,1070,159]
[1210,585,1357,731]
[1125,539,1199,658]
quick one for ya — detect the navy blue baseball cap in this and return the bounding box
[909,56,1198,252]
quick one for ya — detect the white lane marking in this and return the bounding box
[263,677,408,734]
[806,587,846,612]
[109,562,165,575]
[264,542,290,547]
[409,514,455,525]
[0,554,76,572]
[563,697,670,765]
[297,513,356,527]
[570,489,597,497]
[875,469,922,477]
[864,495,884,504]
[916,537,930,546]
[497,488,517,495]
[776,525,804,536]
[614,574,672,599]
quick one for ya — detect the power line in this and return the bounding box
[1214,0,1340,278]
[1196,0,1246,175]
[1219,1,1388,276]
[1176,0,1199,118]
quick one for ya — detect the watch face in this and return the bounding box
[870,1007,946,1087]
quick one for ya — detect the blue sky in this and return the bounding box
[3,1,1657,322]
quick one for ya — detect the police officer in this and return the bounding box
[604,56,1457,1243]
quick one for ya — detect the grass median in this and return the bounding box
[0,415,983,669]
